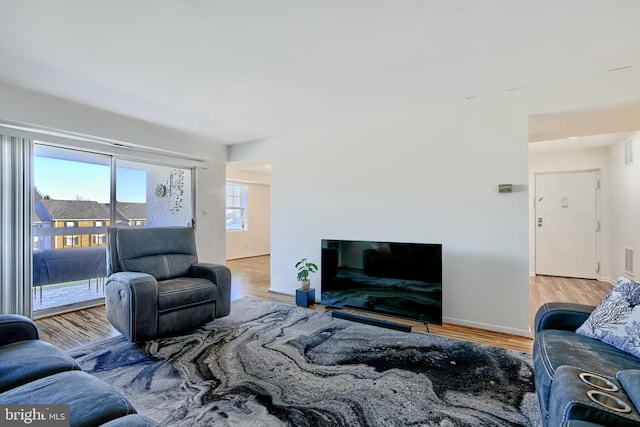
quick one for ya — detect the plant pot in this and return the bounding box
[300,280,311,290]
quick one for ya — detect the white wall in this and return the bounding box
[528,146,612,281]
[196,163,227,264]
[610,132,640,282]
[0,82,229,265]
[147,166,193,227]
[226,169,271,259]
[0,82,227,162]
[230,68,640,337]
[234,93,532,336]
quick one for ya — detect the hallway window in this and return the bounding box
[226,183,248,231]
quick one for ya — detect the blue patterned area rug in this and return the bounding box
[70,297,541,426]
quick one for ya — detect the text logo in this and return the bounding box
[0,405,69,426]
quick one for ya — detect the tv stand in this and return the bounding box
[331,311,412,332]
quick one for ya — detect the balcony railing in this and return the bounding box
[33,226,108,312]
[33,280,105,312]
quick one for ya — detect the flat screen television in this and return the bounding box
[321,239,442,325]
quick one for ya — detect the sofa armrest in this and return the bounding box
[617,369,640,414]
[105,272,158,342]
[0,314,39,345]
[191,263,231,318]
[534,302,596,334]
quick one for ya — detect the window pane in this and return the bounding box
[116,160,193,227]
[225,183,248,230]
[33,145,111,313]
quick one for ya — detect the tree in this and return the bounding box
[34,187,49,201]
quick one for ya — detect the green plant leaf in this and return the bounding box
[295,258,317,280]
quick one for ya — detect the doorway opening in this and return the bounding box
[528,100,640,324]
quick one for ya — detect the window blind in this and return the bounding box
[0,134,33,316]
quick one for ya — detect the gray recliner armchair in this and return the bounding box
[105,226,231,342]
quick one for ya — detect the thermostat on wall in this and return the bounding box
[498,184,513,193]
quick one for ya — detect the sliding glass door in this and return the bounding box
[33,144,194,316]
[33,145,111,314]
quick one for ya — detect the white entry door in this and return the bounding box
[535,171,598,279]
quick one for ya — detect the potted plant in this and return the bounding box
[296,257,318,290]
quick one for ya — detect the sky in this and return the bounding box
[35,156,146,203]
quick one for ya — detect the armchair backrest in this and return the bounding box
[107,227,198,280]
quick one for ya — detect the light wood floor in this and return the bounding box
[35,255,612,353]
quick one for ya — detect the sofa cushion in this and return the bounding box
[157,277,216,313]
[115,227,198,280]
[122,254,197,281]
[0,340,80,393]
[576,277,640,358]
[534,329,640,419]
[0,370,136,427]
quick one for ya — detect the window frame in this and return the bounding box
[1,123,206,318]
[64,235,79,247]
[225,182,248,231]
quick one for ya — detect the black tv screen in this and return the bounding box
[321,239,442,325]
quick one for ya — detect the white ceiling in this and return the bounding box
[529,101,640,143]
[0,1,639,145]
[528,132,632,154]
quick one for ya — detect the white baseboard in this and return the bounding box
[226,252,270,261]
[268,287,293,296]
[598,276,615,286]
[531,273,615,288]
[442,316,532,338]
[269,287,531,337]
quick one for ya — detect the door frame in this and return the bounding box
[532,168,601,278]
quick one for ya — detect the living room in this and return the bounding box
[1,2,640,426]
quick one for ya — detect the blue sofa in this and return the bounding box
[534,302,640,427]
[0,314,159,426]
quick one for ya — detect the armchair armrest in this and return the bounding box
[0,314,39,345]
[105,272,158,342]
[534,302,596,334]
[191,263,231,318]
